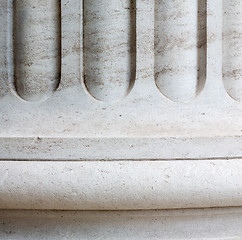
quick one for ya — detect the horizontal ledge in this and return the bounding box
[1,136,242,160]
[1,208,242,239]
[0,159,242,210]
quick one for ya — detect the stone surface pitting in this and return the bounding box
[1,208,242,239]
[0,0,242,218]
[0,0,242,160]
[0,159,242,210]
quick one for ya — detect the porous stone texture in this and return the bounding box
[1,160,242,210]
[1,0,242,238]
[0,0,242,157]
[1,208,242,239]
[13,0,61,102]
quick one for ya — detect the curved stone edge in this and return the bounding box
[0,159,242,210]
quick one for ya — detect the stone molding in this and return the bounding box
[1,0,242,212]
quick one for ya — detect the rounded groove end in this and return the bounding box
[223,1,242,102]
[13,0,61,102]
[154,0,207,103]
[83,0,136,103]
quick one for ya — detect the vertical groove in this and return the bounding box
[197,0,207,95]
[154,1,207,103]
[83,0,136,103]
[13,0,61,102]
[0,0,9,97]
[223,0,242,101]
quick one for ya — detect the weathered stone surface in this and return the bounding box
[1,208,242,239]
[1,2,242,236]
